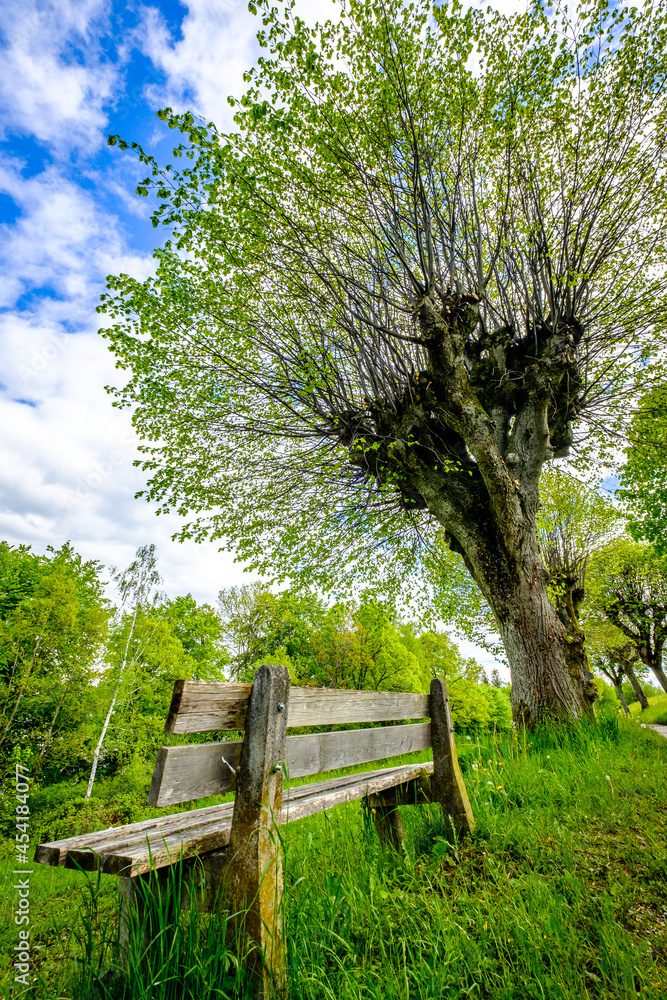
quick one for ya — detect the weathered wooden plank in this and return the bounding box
[165,680,430,733]
[287,722,431,778]
[62,804,236,875]
[67,815,235,877]
[165,681,252,733]
[430,678,474,835]
[35,800,235,866]
[287,688,430,728]
[150,722,431,807]
[147,740,243,807]
[41,762,434,877]
[226,663,290,995]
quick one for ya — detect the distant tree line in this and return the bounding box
[0,540,510,800]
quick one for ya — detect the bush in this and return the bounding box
[449,681,512,733]
[484,685,512,731]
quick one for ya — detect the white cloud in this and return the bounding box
[0,319,253,604]
[0,162,114,309]
[139,0,345,128]
[139,0,262,128]
[0,153,253,605]
[0,0,118,154]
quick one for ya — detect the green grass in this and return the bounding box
[1,718,666,999]
[629,695,667,726]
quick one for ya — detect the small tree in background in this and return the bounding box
[0,542,109,782]
[586,541,667,697]
[85,544,162,798]
[536,467,621,678]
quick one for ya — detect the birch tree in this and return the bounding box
[85,544,162,798]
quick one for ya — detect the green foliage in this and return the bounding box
[219,582,482,695]
[449,681,512,733]
[98,0,667,602]
[586,539,667,680]
[91,604,201,778]
[594,678,624,718]
[160,594,228,680]
[0,542,110,783]
[424,538,504,659]
[218,583,327,681]
[537,467,621,609]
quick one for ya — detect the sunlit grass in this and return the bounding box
[629,695,667,726]
[1,717,665,999]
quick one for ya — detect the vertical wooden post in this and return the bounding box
[371,799,406,850]
[118,873,139,968]
[430,677,475,836]
[225,664,290,995]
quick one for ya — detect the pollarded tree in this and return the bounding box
[101,0,667,724]
[586,540,667,696]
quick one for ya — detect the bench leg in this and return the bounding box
[368,770,433,850]
[371,799,406,850]
[118,874,138,968]
[224,664,290,996]
[118,867,173,969]
[179,849,230,913]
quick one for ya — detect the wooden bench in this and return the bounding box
[35,665,474,993]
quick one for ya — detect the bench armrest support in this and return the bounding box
[430,678,475,836]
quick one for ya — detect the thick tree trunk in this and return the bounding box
[494,571,595,725]
[424,466,596,726]
[623,660,649,710]
[437,506,596,725]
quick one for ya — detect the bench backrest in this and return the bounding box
[149,678,436,808]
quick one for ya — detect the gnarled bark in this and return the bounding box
[341,296,596,725]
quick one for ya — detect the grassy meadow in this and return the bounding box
[1,716,666,1000]
[629,696,667,727]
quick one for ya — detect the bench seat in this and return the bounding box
[35,761,434,878]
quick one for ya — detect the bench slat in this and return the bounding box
[39,762,433,877]
[35,801,236,867]
[166,681,430,733]
[149,722,432,808]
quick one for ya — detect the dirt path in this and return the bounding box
[649,725,667,739]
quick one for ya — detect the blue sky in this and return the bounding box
[0,0,520,671]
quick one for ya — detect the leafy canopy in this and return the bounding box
[100,0,667,596]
